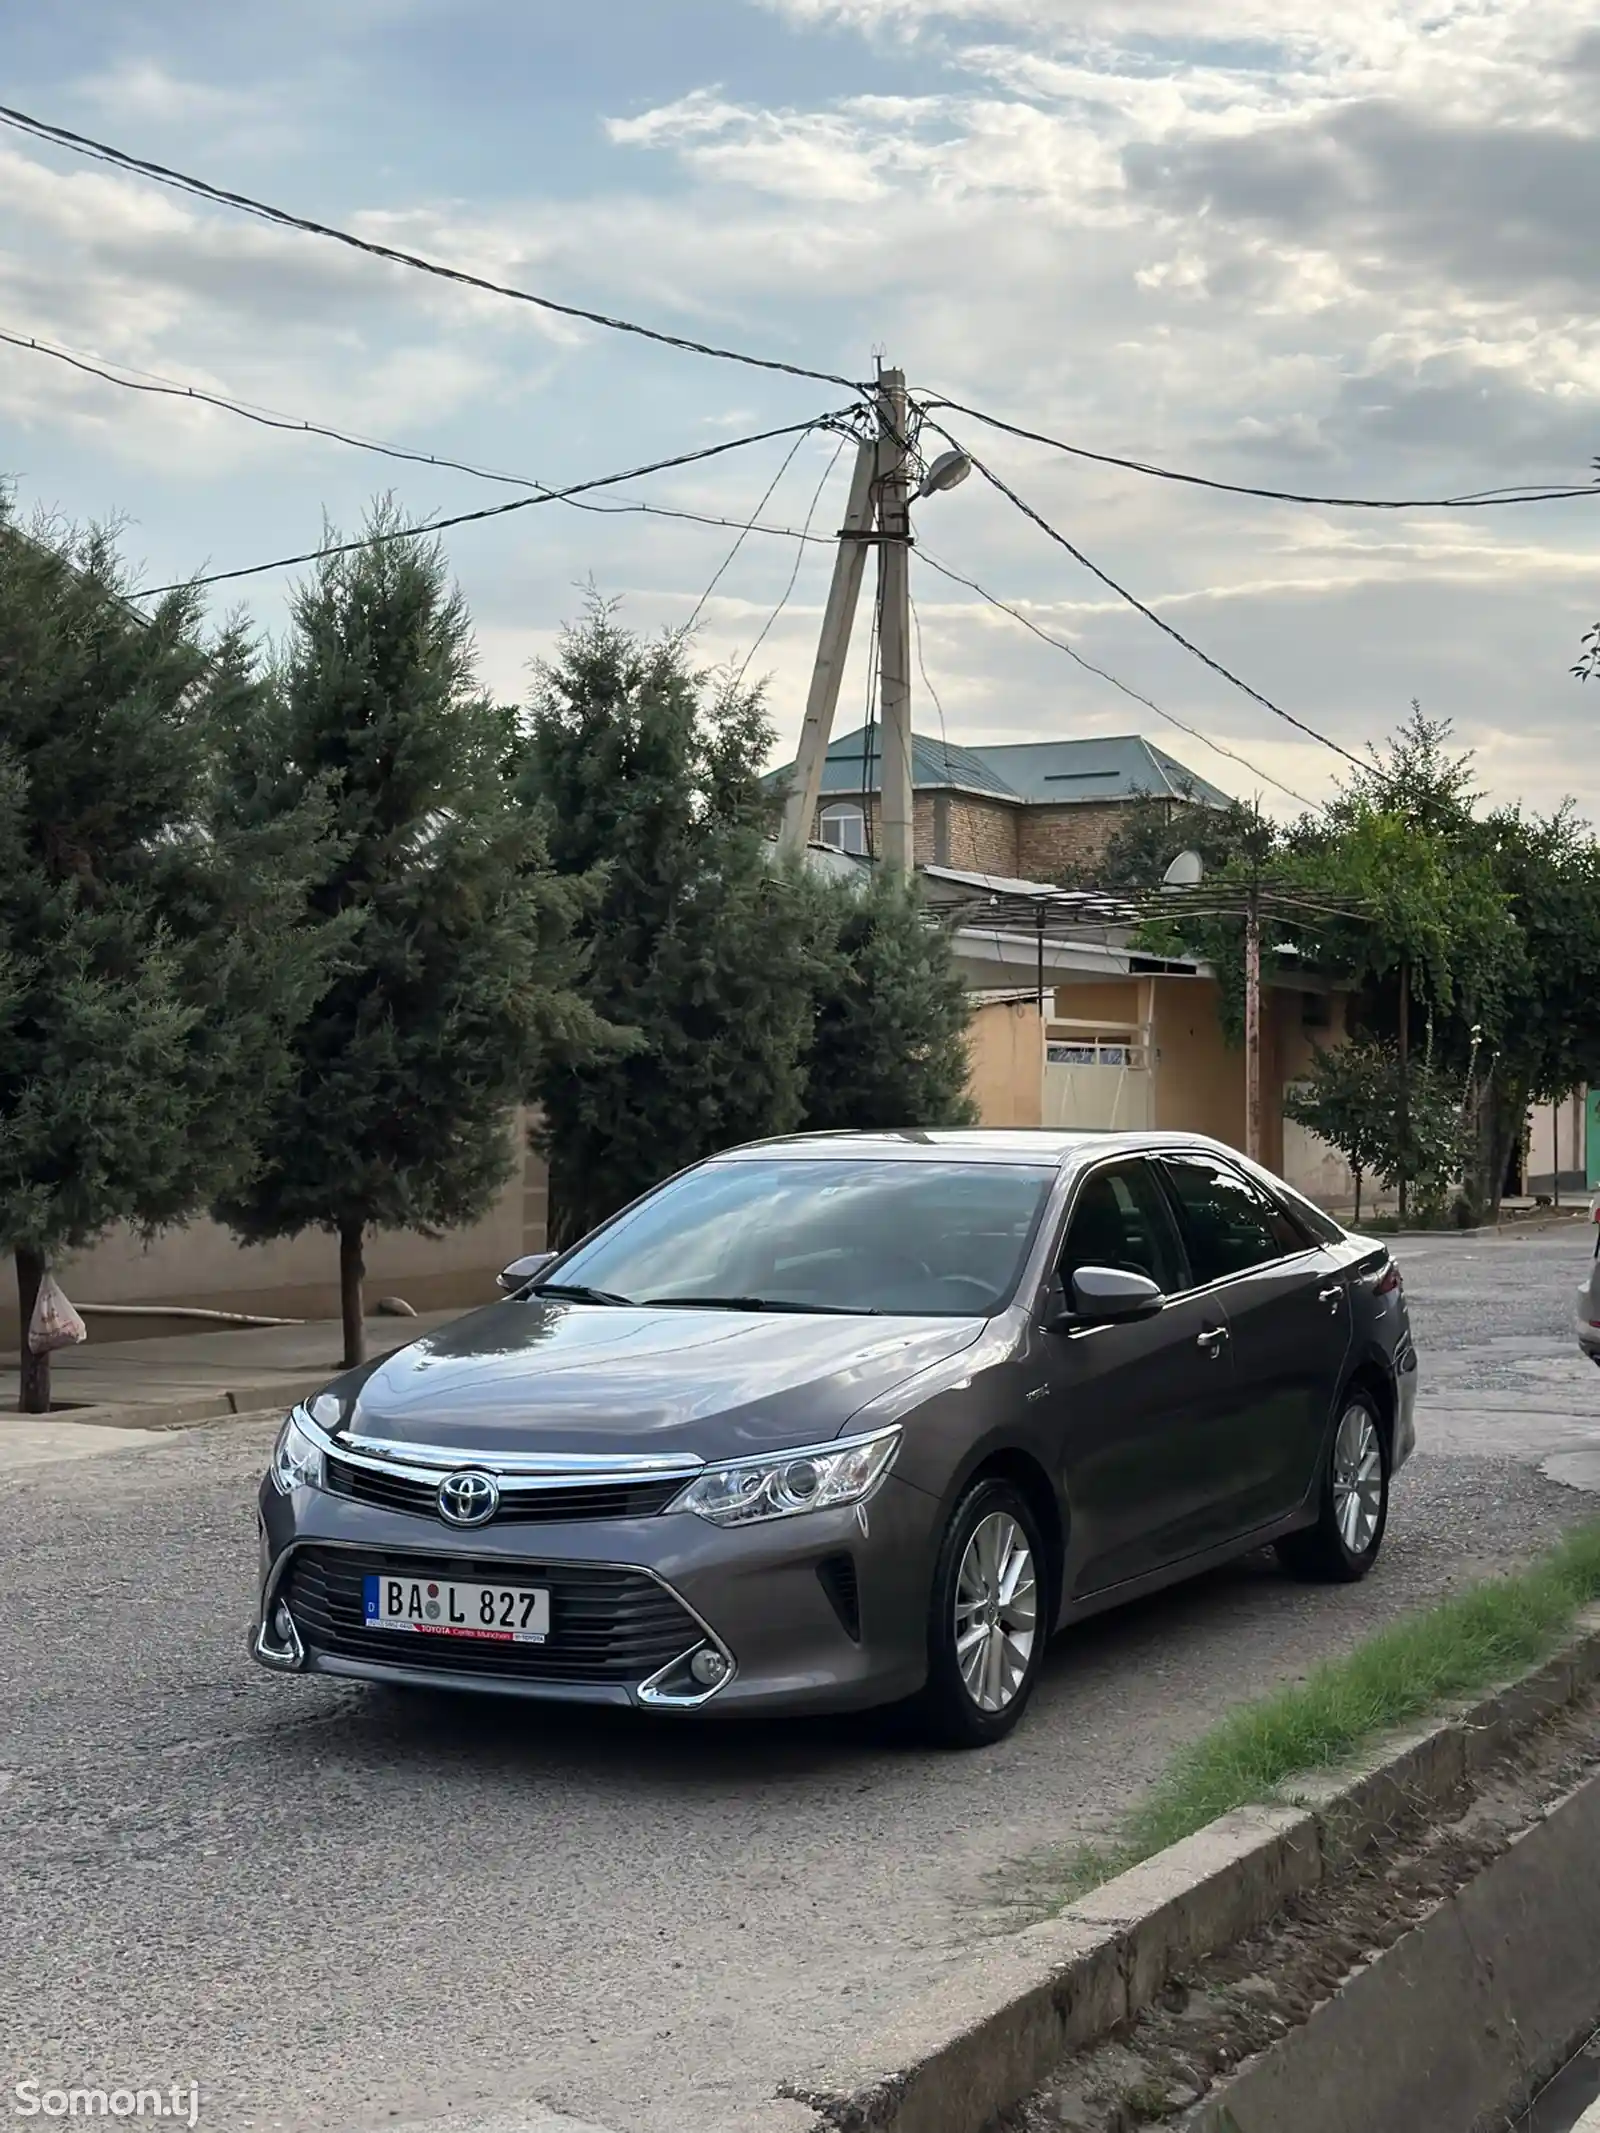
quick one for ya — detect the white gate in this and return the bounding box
[1041,1021,1152,1131]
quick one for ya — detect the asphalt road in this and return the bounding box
[3,1224,1597,2133]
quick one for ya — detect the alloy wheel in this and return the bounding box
[953,1511,1038,1713]
[1332,1402,1384,1555]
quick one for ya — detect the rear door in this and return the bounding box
[1038,1157,1240,1595]
[1155,1152,1354,1537]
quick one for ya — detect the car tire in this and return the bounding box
[1276,1388,1389,1583]
[912,1478,1048,1749]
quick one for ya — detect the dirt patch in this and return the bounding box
[1001,1690,1600,2132]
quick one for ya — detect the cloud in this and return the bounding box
[74,59,272,128]
[1124,100,1600,308]
[5,0,1599,824]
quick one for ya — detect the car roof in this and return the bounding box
[712,1128,1246,1170]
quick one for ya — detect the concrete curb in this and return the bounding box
[2,1373,330,1432]
[789,1608,1600,2133]
[1187,1756,1600,2131]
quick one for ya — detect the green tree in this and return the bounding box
[1154,712,1521,1211]
[0,504,338,1410]
[1284,1038,1465,1223]
[1070,785,1261,891]
[801,871,977,1131]
[214,505,609,1365]
[523,603,826,1247]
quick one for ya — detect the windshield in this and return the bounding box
[544,1158,1057,1317]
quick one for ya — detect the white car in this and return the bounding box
[1581,1200,1600,1366]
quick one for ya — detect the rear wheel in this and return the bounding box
[912,1478,1048,1748]
[1277,1390,1388,1583]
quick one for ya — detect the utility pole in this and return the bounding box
[875,368,915,873]
[777,434,877,857]
[1244,886,1262,1162]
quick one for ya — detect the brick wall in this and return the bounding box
[1016,802,1133,881]
[814,792,1021,873]
[935,795,1021,873]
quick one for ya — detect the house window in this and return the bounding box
[819,802,867,855]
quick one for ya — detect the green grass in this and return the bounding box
[1054,1518,1600,1901]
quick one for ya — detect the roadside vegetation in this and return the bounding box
[1098,711,1600,1225]
[1047,1518,1600,1902]
[0,498,975,1401]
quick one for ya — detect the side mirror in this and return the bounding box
[498,1251,555,1296]
[1053,1265,1164,1330]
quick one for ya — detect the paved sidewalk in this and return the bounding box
[0,1309,462,1431]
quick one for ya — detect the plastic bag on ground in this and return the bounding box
[28,1274,87,1354]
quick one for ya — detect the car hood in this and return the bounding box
[330,1298,987,1462]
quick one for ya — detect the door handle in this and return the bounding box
[1196,1325,1229,1355]
[1318,1284,1344,1309]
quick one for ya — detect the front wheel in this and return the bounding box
[1277,1390,1389,1583]
[912,1479,1048,1749]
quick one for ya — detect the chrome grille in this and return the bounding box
[324,1452,684,1523]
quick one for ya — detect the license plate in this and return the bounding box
[363,1573,550,1644]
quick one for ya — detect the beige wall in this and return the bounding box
[1526,1091,1587,1186]
[4,1121,550,1344]
[973,967,1361,1206]
[1049,978,1143,1026]
[1151,978,1245,1149]
[966,998,1044,1126]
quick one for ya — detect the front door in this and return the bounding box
[1155,1152,1354,1536]
[1039,1158,1239,1596]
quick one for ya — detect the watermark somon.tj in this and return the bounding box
[12,2085,200,2126]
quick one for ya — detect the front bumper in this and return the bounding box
[253,1470,935,1717]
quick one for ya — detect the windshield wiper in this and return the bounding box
[528,1282,635,1306]
[639,1295,879,1315]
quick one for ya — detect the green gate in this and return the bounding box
[1588,1087,1600,1191]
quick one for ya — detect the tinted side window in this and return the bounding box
[1058,1162,1184,1294]
[1158,1155,1302,1283]
[1269,1181,1345,1247]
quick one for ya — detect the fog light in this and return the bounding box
[274,1603,296,1644]
[689,1647,729,1687]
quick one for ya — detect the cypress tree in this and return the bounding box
[524,601,826,1246]
[801,871,977,1132]
[214,504,610,1365]
[0,503,338,1410]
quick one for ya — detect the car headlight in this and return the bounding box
[670,1426,900,1527]
[270,1408,326,1495]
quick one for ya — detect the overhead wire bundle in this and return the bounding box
[4,93,1597,797]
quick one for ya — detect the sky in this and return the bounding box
[2,0,1598,820]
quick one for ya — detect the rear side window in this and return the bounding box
[1157,1154,1307,1283]
[1269,1180,1345,1247]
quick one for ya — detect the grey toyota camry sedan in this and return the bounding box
[253,1129,1417,1747]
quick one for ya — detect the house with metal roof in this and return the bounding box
[765,724,1234,879]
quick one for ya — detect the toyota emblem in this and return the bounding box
[437,1470,500,1527]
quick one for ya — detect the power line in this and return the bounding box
[0,322,850,548]
[733,439,844,690]
[684,429,812,633]
[914,548,1323,813]
[134,412,848,597]
[0,101,864,393]
[916,394,1600,510]
[923,418,1367,772]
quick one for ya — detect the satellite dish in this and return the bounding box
[1162,850,1204,889]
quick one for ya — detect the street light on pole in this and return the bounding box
[779,369,969,873]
